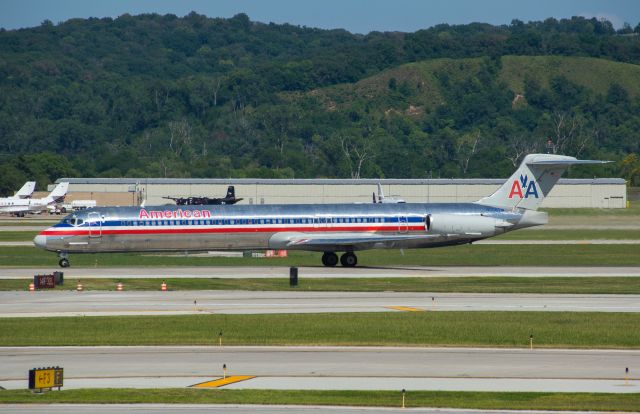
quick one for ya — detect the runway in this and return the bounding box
[1,346,638,393]
[0,405,621,414]
[2,265,640,279]
[1,290,639,317]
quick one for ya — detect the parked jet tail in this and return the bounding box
[43,182,69,204]
[476,154,609,210]
[13,181,36,199]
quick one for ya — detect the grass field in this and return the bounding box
[541,206,640,216]
[496,229,640,240]
[1,243,639,267]
[1,389,638,411]
[0,231,38,241]
[1,312,638,348]
[0,221,55,226]
[3,276,640,294]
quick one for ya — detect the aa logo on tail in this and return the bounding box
[508,174,539,199]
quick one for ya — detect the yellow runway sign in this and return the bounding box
[29,367,63,390]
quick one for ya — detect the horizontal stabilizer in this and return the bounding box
[528,159,610,165]
[476,154,609,211]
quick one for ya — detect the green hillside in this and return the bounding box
[1,14,640,193]
[298,54,638,179]
[315,56,640,112]
[500,56,640,97]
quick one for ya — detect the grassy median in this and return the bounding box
[0,389,638,411]
[0,312,638,348]
[3,276,640,294]
[1,243,640,267]
[496,229,640,240]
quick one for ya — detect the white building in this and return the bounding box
[53,178,627,208]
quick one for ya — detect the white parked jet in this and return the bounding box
[373,183,405,204]
[0,182,69,216]
[8,181,36,199]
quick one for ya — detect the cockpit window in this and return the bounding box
[66,215,85,226]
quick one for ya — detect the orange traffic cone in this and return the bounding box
[161,281,167,291]
[116,282,123,291]
[76,282,83,291]
[28,282,35,292]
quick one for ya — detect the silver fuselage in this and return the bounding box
[34,203,546,254]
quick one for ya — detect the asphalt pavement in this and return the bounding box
[1,290,639,317]
[1,346,638,393]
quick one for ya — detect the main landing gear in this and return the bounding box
[321,251,357,267]
[58,252,70,268]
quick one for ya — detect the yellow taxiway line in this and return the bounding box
[191,375,256,388]
[385,306,424,312]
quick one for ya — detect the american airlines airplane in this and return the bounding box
[0,182,69,216]
[34,155,606,268]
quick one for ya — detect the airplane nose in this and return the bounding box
[33,235,47,249]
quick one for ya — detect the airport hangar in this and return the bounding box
[52,177,627,208]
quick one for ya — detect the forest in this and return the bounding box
[1,12,640,195]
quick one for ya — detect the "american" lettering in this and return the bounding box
[138,209,212,219]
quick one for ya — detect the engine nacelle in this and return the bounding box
[426,214,497,237]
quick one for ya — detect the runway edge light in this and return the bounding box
[626,367,629,385]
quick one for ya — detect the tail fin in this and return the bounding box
[44,182,69,204]
[13,181,36,199]
[377,183,385,203]
[476,154,609,210]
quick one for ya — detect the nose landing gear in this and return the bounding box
[58,252,70,268]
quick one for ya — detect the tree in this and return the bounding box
[339,136,371,179]
[619,153,640,186]
[455,131,482,175]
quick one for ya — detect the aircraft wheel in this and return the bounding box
[340,252,357,267]
[59,258,70,268]
[321,252,338,267]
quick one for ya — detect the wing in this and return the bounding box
[269,232,441,251]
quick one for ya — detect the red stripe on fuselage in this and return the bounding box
[40,225,425,237]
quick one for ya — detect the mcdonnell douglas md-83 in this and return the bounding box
[34,155,606,268]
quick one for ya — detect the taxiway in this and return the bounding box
[1,290,640,317]
[0,346,637,393]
